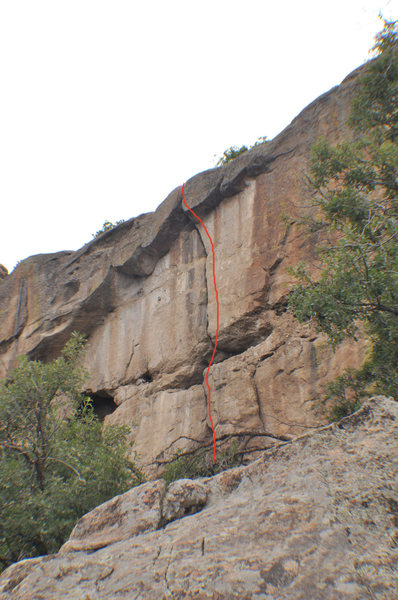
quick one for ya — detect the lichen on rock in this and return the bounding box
[0,396,396,599]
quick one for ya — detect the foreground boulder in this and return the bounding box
[0,396,397,599]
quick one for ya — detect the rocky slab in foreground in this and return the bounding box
[0,63,368,473]
[1,396,397,600]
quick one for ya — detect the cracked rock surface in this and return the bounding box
[0,63,368,470]
[0,396,397,599]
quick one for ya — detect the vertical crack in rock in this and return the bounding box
[193,221,221,443]
[252,367,266,432]
[249,342,289,433]
[124,341,136,377]
[280,221,293,249]
[163,544,174,597]
[157,480,167,530]
[194,225,214,351]
[193,224,218,441]
[153,545,162,565]
[14,278,28,338]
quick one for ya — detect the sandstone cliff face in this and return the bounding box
[0,66,367,470]
[0,397,397,599]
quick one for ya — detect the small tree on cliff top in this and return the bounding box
[289,19,398,416]
[215,136,268,165]
[0,332,143,571]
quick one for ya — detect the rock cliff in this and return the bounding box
[0,396,397,599]
[0,65,368,471]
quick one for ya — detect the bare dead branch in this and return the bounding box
[149,430,293,468]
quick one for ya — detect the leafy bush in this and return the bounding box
[0,333,143,571]
[324,368,367,421]
[216,145,249,166]
[216,136,268,166]
[92,219,125,239]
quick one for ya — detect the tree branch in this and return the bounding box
[0,440,33,466]
[45,457,84,482]
[149,430,293,467]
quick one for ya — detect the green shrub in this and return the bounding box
[216,136,268,166]
[92,219,125,239]
[289,19,398,416]
[323,368,367,421]
[0,332,143,571]
[216,145,249,166]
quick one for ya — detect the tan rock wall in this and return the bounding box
[84,227,209,393]
[0,63,368,472]
[107,384,208,474]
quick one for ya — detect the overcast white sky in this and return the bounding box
[1,0,397,272]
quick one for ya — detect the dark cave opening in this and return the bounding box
[141,371,152,383]
[89,391,117,421]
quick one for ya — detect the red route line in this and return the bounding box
[182,182,219,462]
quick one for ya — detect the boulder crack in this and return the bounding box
[163,544,174,598]
[153,545,162,564]
[157,481,168,530]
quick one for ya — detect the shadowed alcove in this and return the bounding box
[89,391,117,421]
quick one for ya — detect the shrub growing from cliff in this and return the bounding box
[0,333,143,571]
[215,136,268,166]
[289,19,398,417]
[92,219,125,239]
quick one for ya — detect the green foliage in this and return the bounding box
[162,440,241,484]
[350,18,398,142]
[216,136,268,166]
[92,219,125,239]
[0,333,143,571]
[324,368,367,421]
[289,19,398,414]
[216,145,249,166]
[252,135,269,148]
